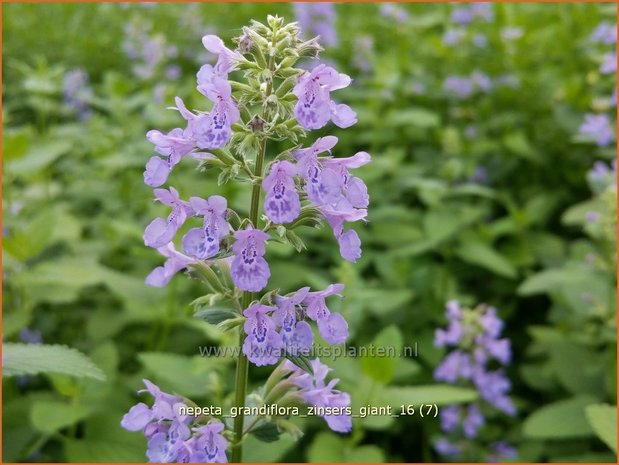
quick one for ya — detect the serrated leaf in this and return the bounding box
[3,343,106,381]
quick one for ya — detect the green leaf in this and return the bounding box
[586,404,617,453]
[250,421,282,443]
[456,236,517,278]
[3,343,106,381]
[347,445,386,463]
[194,307,240,325]
[285,352,314,375]
[64,438,147,463]
[4,127,31,161]
[138,352,227,398]
[308,432,346,462]
[31,401,92,434]
[360,325,403,384]
[380,385,478,406]
[8,139,72,175]
[388,108,440,128]
[243,434,296,462]
[523,396,595,439]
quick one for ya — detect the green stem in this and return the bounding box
[231,136,267,463]
[231,21,278,462]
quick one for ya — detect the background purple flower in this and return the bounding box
[293,3,338,46]
[579,113,614,147]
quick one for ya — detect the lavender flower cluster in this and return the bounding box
[121,380,228,462]
[578,20,617,147]
[123,21,178,80]
[124,16,368,461]
[443,71,493,99]
[433,300,516,461]
[443,2,494,48]
[243,284,348,366]
[282,358,352,432]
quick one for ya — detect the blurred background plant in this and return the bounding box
[2,2,616,463]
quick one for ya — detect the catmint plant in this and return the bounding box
[122,15,369,463]
[433,300,516,461]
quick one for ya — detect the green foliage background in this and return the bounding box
[3,2,617,463]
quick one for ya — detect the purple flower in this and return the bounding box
[471,71,492,93]
[294,136,339,204]
[122,22,175,80]
[321,152,371,210]
[588,160,617,190]
[192,76,240,149]
[243,303,283,366]
[320,207,366,263]
[231,227,271,292]
[472,33,488,48]
[443,28,466,46]
[478,306,504,338]
[143,187,192,248]
[144,127,198,187]
[434,350,473,383]
[293,138,370,261]
[379,3,409,23]
[263,161,301,224]
[19,328,42,345]
[446,300,462,319]
[487,441,518,462]
[121,403,154,431]
[293,64,356,130]
[286,358,352,433]
[201,34,241,76]
[451,2,493,25]
[293,3,338,46]
[303,284,348,344]
[440,405,460,433]
[63,68,92,121]
[472,368,516,416]
[451,7,473,25]
[434,318,462,347]
[182,195,230,259]
[579,113,614,147]
[434,438,461,457]
[443,76,473,99]
[591,22,617,45]
[145,243,195,287]
[470,3,494,22]
[121,379,228,463]
[274,287,314,355]
[462,404,484,438]
[600,51,617,74]
[192,421,229,462]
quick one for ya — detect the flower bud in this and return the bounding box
[249,115,266,133]
[237,29,254,54]
[297,37,323,58]
[267,14,284,30]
